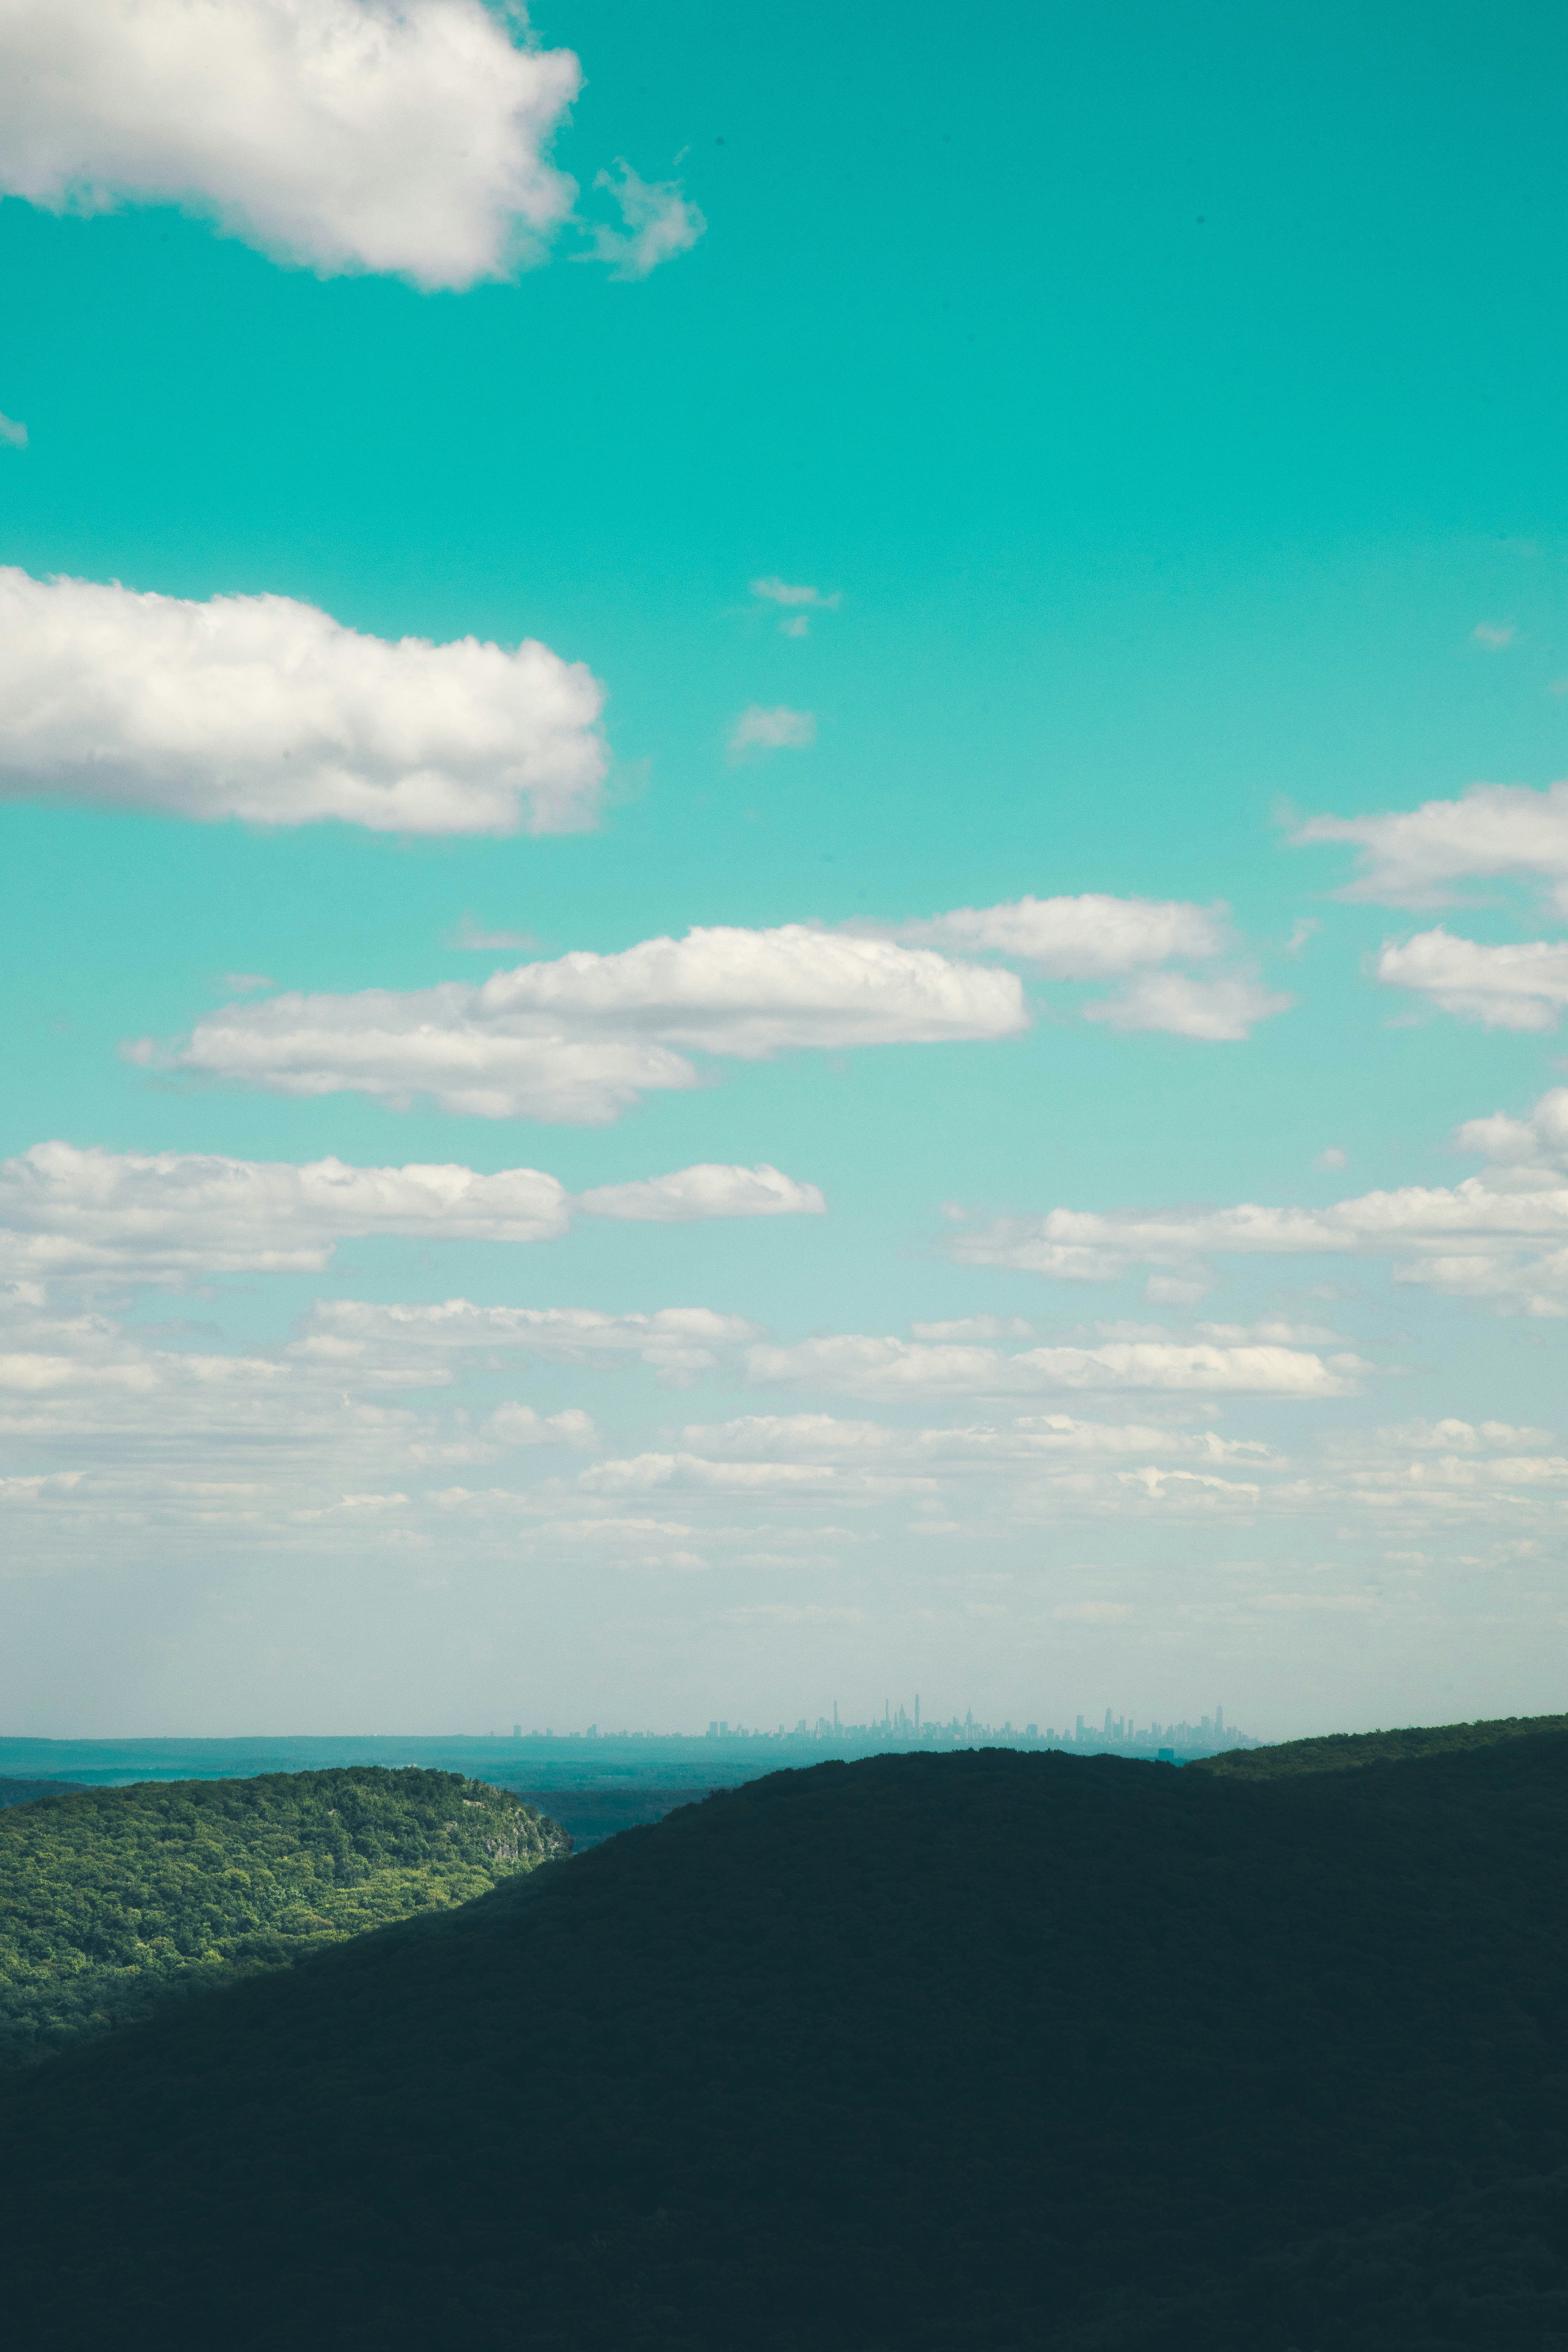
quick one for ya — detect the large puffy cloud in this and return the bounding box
[0,0,581,289]
[883,894,1288,1040]
[949,1087,1568,1315]
[743,1335,1352,1399]
[1375,929,1568,1031]
[0,568,605,834]
[0,1143,825,1284]
[133,926,1028,1121]
[1294,782,1568,913]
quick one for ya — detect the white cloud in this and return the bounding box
[750,579,840,637]
[485,1403,597,1448]
[1314,1147,1347,1171]
[1053,1600,1131,1622]
[580,1452,835,1494]
[729,705,816,756]
[750,579,841,610]
[1081,969,1293,1041]
[882,894,1288,1040]
[1293,782,1568,914]
[744,1334,1352,1399]
[294,1297,762,1378]
[223,972,276,994]
[1454,1088,1568,1169]
[0,1141,568,1281]
[0,567,605,834]
[0,1141,826,1284]
[446,916,542,951]
[894,893,1226,979]
[1375,929,1568,1030]
[583,158,705,280]
[948,1086,1568,1315]
[0,411,26,449]
[575,1163,826,1222]
[1473,623,1516,649]
[133,924,1027,1122]
[0,0,580,290]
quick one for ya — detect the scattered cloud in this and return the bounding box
[1314,1147,1347,1171]
[892,892,1226,979]
[1472,622,1516,649]
[222,973,275,995]
[744,1334,1353,1399]
[0,1141,826,1285]
[947,1085,1568,1315]
[1052,1601,1131,1621]
[0,567,605,834]
[0,412,26,449]
[750,579,840,637]
[1080,970,1293,1042]
[575,1163,826,1222]
[1293,781,1568,914]
[0,0,581,290]
[294,1297,761,1379]
[130,925,1026,1122]
[582,158,705,280]
[750,579,842,610]
[1375,929,1568,1030]
[446,917,543,952]
[485,1404,597,1449]
[729,705,816,757]
[882,894,1288,1040]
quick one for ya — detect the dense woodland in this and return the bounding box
[0,1766,567,2065]
[1195,1709,1568,1780]
[0,1720,1565,2347]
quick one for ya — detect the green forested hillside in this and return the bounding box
[1194,1707,1568,1779]
[0,1735,1564,2350]
[0,1766,567,2066]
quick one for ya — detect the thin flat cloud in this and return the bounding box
[882,893,1289,1041]
[744,1334,1353,1399]
[749,579,840,638]
[946,1085,1568,1316]
[1293,781,1568,913]
[0,412,25,449]
[0,0,582,290]
[0,568,606,834]
[0,1142,826,1284]
[729,705,817,756]
[1375,929,1568,1031]
[128,925,1027,1122]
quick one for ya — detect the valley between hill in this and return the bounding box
[0,1728,1564,2348]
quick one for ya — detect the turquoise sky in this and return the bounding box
[2,0,1567,1739]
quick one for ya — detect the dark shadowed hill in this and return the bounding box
[1,1740,1565,2351]
[1195,1707,1568,1781]
[0,1766,567,2066]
